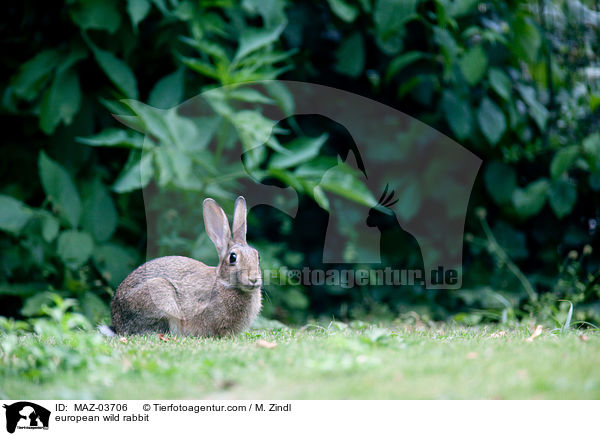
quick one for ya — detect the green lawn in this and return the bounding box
[1,323,599,399]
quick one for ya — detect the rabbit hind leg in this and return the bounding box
[123,277,184,334]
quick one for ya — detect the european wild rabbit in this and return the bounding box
[110,196,262,337]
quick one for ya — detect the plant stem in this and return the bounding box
[478,213,538,302]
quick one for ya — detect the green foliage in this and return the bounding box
[57,230,95,270]
[334,33,365,78]
[512,179,550,219]
[373,0,418,54]
[0,196,33,235]
[1,0,599,327]
[38,152,82,228]
[0,295,110,382]
[484,161,517,205]
[477,97,506,146]
[87,38,139,99]
[442,91,473,140]
[459,45,488,86]
[548,179,577,218]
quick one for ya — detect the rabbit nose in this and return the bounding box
[249,277,259,285]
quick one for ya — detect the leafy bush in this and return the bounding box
[0,295,111,381]
[1,0,599,325]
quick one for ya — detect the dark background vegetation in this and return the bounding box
[1,0,600,328]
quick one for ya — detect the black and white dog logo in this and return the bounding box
[3,402,50,433]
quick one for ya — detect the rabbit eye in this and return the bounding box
[229,252,237,264]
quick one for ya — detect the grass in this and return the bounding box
[1,321,599,399]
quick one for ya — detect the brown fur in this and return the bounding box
[111,197,262,337]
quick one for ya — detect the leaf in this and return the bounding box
[179,56,220,80]
[69,0,121,34]
[550,146,579,179]
[484,161,517,205]
[148,68,185,109]
[0,195,33,235]
[334,32,365,77]
[127,0,151,29]
[516,84,549,131]
[591,94,600,112]
[154,147,173,186]
[327,0,359,23]
[77,128,144,149]
[374,0,418,55]
[242,0,286,27]
[442,91,472,140]
[434,27,458,75]
[525,325,543,342]
[113,151,154,193]
[512,178,549,219]
[57,230,95,269]
[530,102,549,131]
[271,134,328,169]
[89,42,138,99]
[489,68,511,100]
[512,15,541,64]
[179,56,221,80]
[235,23,286,61]
[560,300,573,333]
[39,67,82,134]
[264,81,294,115]
[80,292,110,324]
[93,243,137,288]
[319,164,375,207]
[38,151,82,228]
[231,110,283,152]
[120,100,170,144]
[11,49,62,101]
[172,1,194,20]
[256,339,277,349]
[40,212,60,243]
[385,51,424,82]
[477,97,506,145]
[448,0,478,17]
[121,100,204,153]
[312,185,330,211]
[583,133,600,171]
[548,179,577,219]
[81,180,118,242]
[21,292,56,317]
[459,45,487,85]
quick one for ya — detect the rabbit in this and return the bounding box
[110,196,262,337]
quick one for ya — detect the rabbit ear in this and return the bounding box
[232,196,247,244]
[203,198,231,258]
